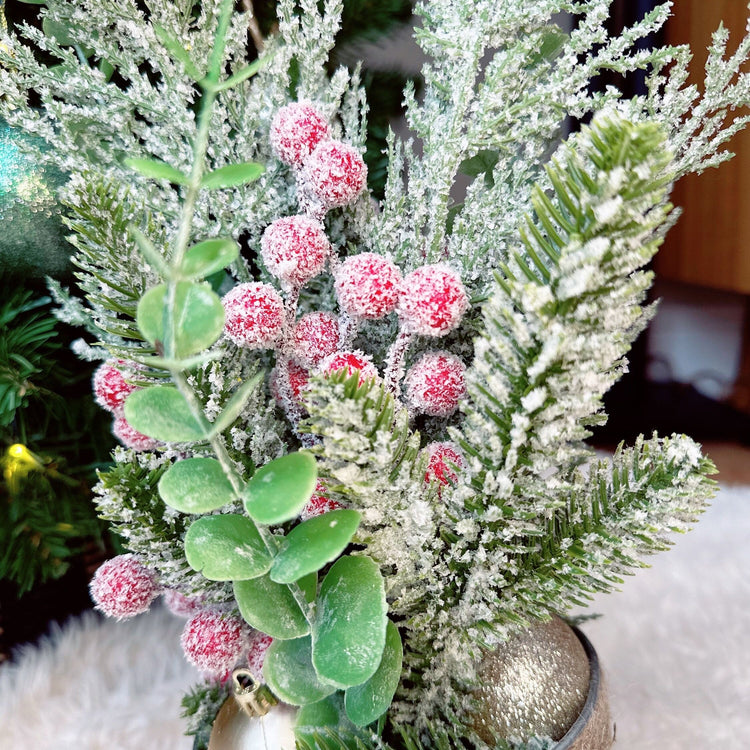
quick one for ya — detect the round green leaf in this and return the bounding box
[158,457,237,514]
[123,387,207,442]
[201,162,264,189]
[263,636,337,706]
[243,451,318,525]
[344,620,403,726]
[270,510,361,584]
[312,556,387,689]
[137,281,225,358]
[182,238,239,280]
[233,575,310,639]
[295,693,368,747]
[184,515,271,581]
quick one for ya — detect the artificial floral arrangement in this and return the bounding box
[1,0,748,747]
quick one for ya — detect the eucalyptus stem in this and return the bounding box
[160,0,311,625]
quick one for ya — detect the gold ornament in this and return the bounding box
[208,670,297,750]
[470,616,593,744]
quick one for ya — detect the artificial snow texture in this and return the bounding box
[269,101,330,168]
[180,610,247,676]
[89,554,160,620]
[222,282,285,349]
[3,483,748,749]
[92,362,137,415]
[291,311,340,367]
[405,351,467,417]
[334,252,403,320]
[261,215,330,287]
[397,264,469,336]
[320,350,378,384]
[112,417,159,452]
[424,441,464,487]
[301,140,367,209]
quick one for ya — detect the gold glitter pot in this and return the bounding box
[470,616,613,748]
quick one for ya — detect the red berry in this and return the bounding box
[93,362,137,415]
[113,416,159,451]
[291,311,340,367]
[181,610,247,676]
[270,102,330,168]
[302,141,367,210]
[424,441,464,487]
[246,631,274,680]
[320,350,378,385]
[261,215,331,287]
[300,480,343,521]
[397,265,469,336]
[90,554,159,620]
[405,351,466,417]
[335,253,403,320]
[222,283,285,349]
[270,361,310,405]
[163,589,204,618]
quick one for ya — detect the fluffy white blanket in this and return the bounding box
[1,484,748,750]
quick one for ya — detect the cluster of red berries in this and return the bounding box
[270,101,367,212]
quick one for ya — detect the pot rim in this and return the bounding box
[553,625,601,749]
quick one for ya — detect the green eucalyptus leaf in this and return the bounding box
[344,620,403,726]
[297,571,318,603]
[263,636,337,706]
[153,24,203,81]
[182,238,239,280]
[201,162,264,189]
[207,372,263,439]
[295,694,368,748]
[214,58,263,92]
[124,157,189,185]
[243,452,317,525]
[136,282,225,358]
[158,457,237,514]
[270,510,361,584]
[312,556,387,689]
[42,17,76,46]
[184,514,271,581]
[233,576,310,639]
[129,226,171,278]
[123,387,208,442]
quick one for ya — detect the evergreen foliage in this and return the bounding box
[0,286,110,594]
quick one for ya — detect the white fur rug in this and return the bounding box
[1,483,749,750]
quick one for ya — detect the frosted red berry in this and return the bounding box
[405,351,467,417]
[163,589,204,618]
[261,216,331,287]
[270,102,330,168]
[270,361,310,406]
[113,416,159,452]
[320,350,378,385]
[246,631,274,680]
[222,282,285,349]
[302,141,367,209]
[90,554,159,620]
[335,253,403,320]
[93,362,137,415]
[397,264,469,336]
[181,610,247,676]
[424,441,464,487]
[300,480,343,521]
[291,311,340,367]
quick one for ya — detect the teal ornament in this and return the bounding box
[0,118,70,277]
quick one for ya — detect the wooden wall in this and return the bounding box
[657,1,750,294]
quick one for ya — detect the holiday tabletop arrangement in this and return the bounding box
[2,0,749,747]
